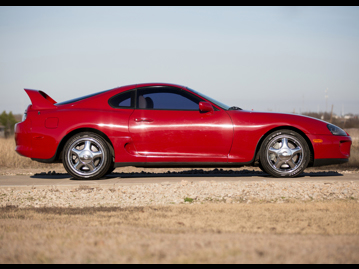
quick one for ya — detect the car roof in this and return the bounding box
[136,82,185,88]
[104,82,187,95]
[55,82,189,107]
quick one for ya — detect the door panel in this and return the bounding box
[129,109,233,162]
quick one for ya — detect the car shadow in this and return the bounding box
[30,168,343,180]
[30,172,71,179]
[107,169,343,178]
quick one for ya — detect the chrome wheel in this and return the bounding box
[63,132,113,180]
[260,130,310,177]
[67,138,106,176]
[266,135,304,174]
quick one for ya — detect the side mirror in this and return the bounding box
[199,101,214,113]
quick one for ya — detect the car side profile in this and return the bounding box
[15,83,352,180]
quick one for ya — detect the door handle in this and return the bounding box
[134,118,154,122]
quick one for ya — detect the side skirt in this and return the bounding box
[31,155,61,163]
[114,162,253,168]
[312,158,349,167]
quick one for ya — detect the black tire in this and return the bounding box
[106,164,116,175]
[62,132,114,180]
[259,129,310,177]
[258,161,265,173]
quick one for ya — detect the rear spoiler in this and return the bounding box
[24,89,57,110]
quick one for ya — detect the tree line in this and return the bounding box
[301,112,359,129]
[0,111,19,138]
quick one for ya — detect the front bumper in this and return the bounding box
[307,133,352,166]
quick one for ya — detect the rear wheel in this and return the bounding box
[259,129,310,177]
[62,132,113,180]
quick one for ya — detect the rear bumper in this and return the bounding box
[14,121,32,158]
[307,133,352,166]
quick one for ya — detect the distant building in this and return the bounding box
[344,114,354,120]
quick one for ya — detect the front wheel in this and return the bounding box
[62,132,114,180]
[259,129,310,177]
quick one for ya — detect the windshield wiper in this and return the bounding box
[228,106,242,110]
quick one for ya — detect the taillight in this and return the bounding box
[22,112,27,122]
[22,105,30,122]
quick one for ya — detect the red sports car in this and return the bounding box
[15,83,352,180]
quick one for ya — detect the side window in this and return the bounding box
[108,90,135,108]
[136,86,201,110]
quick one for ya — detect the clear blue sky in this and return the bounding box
[1,6,358,115]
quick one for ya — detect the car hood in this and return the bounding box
[228,110,335,136]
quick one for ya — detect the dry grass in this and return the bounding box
[346,128,359,146]
[0,201,359,263]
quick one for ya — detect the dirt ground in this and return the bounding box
[1,201,359,264]
[1,141,359,264]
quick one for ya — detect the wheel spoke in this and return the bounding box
[291,147,302,156]
[86,162,95,172]
[274,159,285,169]
[74,161,84,171]
[268,147,280,156]
[287,159,296,169]
[84,141,92,151]
[71,148,82,157]
[281,138,290,149]
[92,150,103,160]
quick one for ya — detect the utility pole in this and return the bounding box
[323,88,329,120]
[325,88,328,113]
[330,104,334,123]
[302,94,304,114]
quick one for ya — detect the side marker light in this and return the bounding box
[313,139,323,143]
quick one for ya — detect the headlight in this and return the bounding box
[327,124,347,136]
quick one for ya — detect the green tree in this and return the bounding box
[0,111,18,138]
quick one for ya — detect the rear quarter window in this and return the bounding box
[108,90,135,109]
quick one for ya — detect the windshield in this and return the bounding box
[55,89,110,106]
[186,87,230,110]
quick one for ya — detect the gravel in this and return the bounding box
[1,179,358,208]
